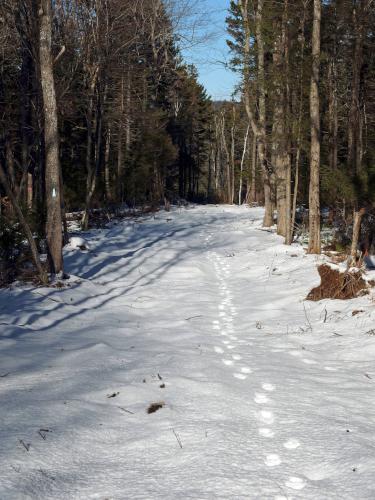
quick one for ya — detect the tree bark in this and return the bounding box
[347,1,367,175]
[291,1,307,242]
[39,0,64,274]
[308,0,321,254]
[240,0,273,226]
[255,0,273,226]
[104,124,112,201]
[82,86,104,229]
[272,0,290,239]
[117,75,125,202]
[239,123,250,205]
[349,208,366,266]
[81,65,99,229]
[250,134,257,204]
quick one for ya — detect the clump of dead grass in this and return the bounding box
[307,264,369,301]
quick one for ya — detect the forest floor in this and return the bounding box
[1,205,375,500]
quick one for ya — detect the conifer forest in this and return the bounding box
[1,1,375,499]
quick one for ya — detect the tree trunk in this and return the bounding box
[347,1,366,175]
[291,2,307,242]
[117,75,125,202]
[250,135,257,204]
[239,123,250,205]
[308,0,321,255]
[39,0,63,274]
[81,66,99,229]
[82,87,104,229]
[230,106,236,205]
[240,0,273,226]
[220,112,231,204]
[104,124,112,201]
[328,58,338,171]
[349,208,366,266]
[255,0,273,226]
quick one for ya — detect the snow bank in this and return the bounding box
[65,236,90,251]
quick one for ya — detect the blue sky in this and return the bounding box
[180,0,240,101]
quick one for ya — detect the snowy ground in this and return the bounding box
[1,205,375,500]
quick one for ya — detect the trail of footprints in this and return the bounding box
[206,244,306,497]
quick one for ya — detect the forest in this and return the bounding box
[0,0,374,282]
[2,2,375,498]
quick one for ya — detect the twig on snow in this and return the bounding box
[302,302,313,332]
[19,440,30,451]
[172,429,183,449]
[118,406,134,415]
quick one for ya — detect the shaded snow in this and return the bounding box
[1,205,375,499]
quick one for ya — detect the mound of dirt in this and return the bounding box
[307,264,369,301]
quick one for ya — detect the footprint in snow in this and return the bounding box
[262,383,275,392]
[241,367,252,374]
[254,393,269,404]
[265,454,281,467]
[259,428,274,438]
[284,438,300,450]
[222,359,234,366]
[285,477,306,490]
[289,350,303,357]
[302,358,318,365]
[259,410,274,425]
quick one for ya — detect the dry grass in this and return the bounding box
[307,264,369,301]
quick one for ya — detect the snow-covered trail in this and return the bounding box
[1,205,375,500]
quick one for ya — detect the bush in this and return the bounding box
[0,214,24,286]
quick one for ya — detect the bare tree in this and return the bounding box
[39,0,64,273]
[239,123,250,205]
[308,0,321,254]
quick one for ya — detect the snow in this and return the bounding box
[1,205,375,499]
[65,236,89,251]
